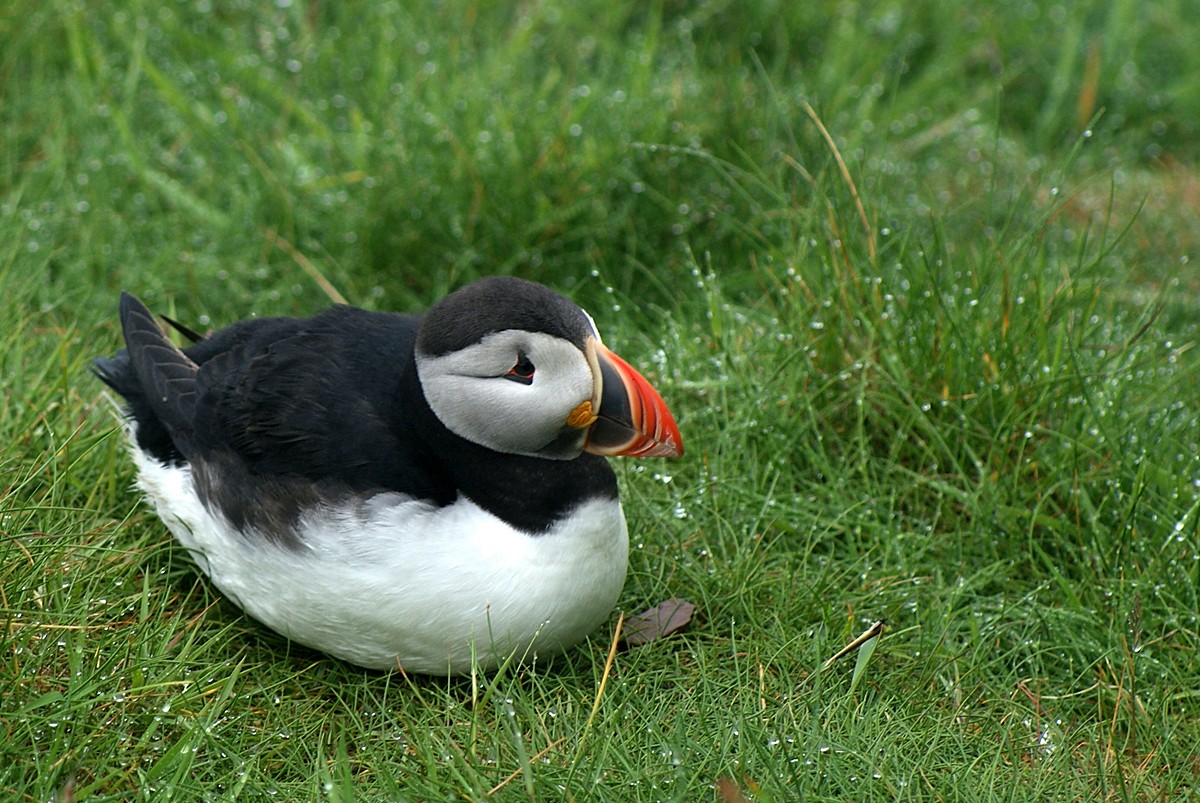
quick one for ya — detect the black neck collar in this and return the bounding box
[401,366,618,534]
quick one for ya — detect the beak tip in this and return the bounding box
[657,430,684,458]
[587,342,684,459]
[659,444,684,458]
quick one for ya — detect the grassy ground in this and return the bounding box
[3,0,1200,800]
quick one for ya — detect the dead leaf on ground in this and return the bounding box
[54,777,76,803]
[622,598,696,647]
[715,776,756,802]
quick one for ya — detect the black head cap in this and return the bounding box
[416,277,596,357]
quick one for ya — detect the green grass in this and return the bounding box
[4,0,1200,800]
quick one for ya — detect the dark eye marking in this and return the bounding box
[504,352,535,385]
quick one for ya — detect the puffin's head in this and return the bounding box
[414,277,682,461]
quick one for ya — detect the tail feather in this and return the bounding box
[91,351,133,394]
[116,292,200,454]
[160,313,206,343]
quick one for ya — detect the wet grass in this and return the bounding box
[3,1,1200,800]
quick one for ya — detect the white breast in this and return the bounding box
[130,447,629,674]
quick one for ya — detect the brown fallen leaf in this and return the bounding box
[54,777,76,803]
[622,598,696,647]
[715,777,753,803]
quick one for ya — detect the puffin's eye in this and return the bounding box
[504,352,535,385]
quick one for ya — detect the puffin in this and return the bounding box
[93,276,683,675]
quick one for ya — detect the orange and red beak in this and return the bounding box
[582,341,683,458]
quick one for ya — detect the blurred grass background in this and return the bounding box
[3,0,1199,800]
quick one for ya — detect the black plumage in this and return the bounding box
[93,281,618,543]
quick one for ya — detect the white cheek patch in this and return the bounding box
[416,331,594,457]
